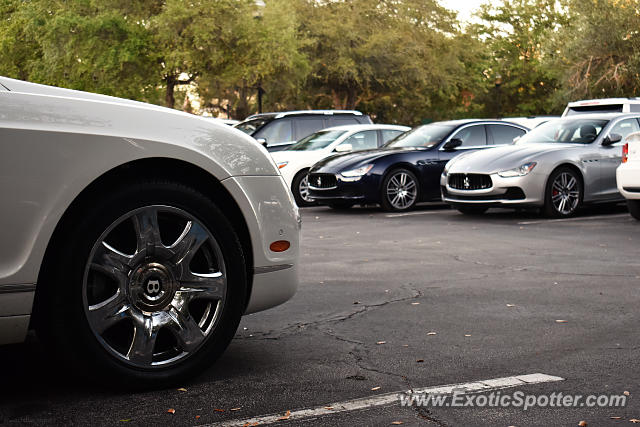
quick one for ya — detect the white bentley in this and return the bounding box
[0,77,300,386]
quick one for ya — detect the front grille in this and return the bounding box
[308,173,337,189]
[448,173,492,190]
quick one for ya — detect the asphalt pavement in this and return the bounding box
[1,203,639,426]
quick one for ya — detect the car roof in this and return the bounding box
[567,98,640,106]
[244,110,365,120]
[321,124,411,132]
[556,112,640,120]
[427,118,528,128]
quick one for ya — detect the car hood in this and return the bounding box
[311,147,419,172]
[448,143,580,174]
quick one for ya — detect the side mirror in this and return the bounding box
[255,138,268,147]
[334,143,352,153]
[602,133,622,146]
[442,138,463,151]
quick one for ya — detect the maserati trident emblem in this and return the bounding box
[316,177,322,186]
[463,175,470,189]
[146,278,161,295]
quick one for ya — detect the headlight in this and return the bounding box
[340,164,373,178]
[276,161,288,169]
[498,162,537,178]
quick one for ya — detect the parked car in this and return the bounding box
[234,110,373,152]
[617,132,640,219]
[502,116,558,129]
[0,77,300,387]
[271,124,410,206]
[307,119,528,211]
[563,98,640,116]
[442,113,640,217]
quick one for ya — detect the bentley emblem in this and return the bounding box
[316,177,322,186]
[146,279,161,295]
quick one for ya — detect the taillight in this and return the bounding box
[622,143,628,163]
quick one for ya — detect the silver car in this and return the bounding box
[441,113,640,217]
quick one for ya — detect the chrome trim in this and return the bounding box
[0,284,36,294]
[254,264,294,274]
[308,184,338,190]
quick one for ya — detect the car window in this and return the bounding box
[330,116,360,126]
[288,130,347,151]
[254,118,293,144]
[450,125,486,147]
[385,124,454,148]
[631,105,640,113]
[488,125,526,145]
[338,130,378,151]
[516,118,609,144]
[294,118,326,140]
[380,129,405,145]
[609,118,640,142]
[565,105,623,115]
[235,118,270,135]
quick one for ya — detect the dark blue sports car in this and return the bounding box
[307,119,529,211]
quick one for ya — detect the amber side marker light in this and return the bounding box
[622,143,628,163]
[270,240,290,252]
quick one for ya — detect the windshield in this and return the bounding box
[234,118,270,135]
[385,124,454,148]
[287,130,347,151]
[516,118,609,144]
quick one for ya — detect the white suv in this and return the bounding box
[617,132,640,219]
[563,98,640,116]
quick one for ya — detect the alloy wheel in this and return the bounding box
[82,205,226,368]
[551,172,580,215]
[298,174,313,203]
[386,171,417,210]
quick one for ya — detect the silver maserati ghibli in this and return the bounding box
[441,113,639,217]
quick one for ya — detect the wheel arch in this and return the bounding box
[33,158,255,322]
[546,162,585,195]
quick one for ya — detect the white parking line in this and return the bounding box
[386,210,451,218]
[517,213,628,225]
[206,373,563,426]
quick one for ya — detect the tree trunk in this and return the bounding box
[165,76,176,109]
[345,86,358,110]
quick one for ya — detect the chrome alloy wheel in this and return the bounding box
[551,172,580,215]
[298,174,313,203]
[386,171,417,210]
[82,205,226,368]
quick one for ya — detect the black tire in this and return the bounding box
[292,170,315,207]
[36,181,246,388]
[628,199,640,220]
[328,202,355,210]
[456,206,488,215]
[380,168,419,212]
[543,167,583,218]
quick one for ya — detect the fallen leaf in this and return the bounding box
[230,408,242,411]
[391,422,404,425]
[427,332,437,336]
[630,419,640,423]
[411,302,420,305]
[610,417,622,419]
[195,415,200,419]
[578,421,587,427]
[555,320,568,323]
[214,409,225,412]
[119,420,131,423]
[416,359,424,363]
[324,406,334,410]
[464,334,472,337]
[376,341,386,345]
[167,409,176,414]
[371,386,381,391]
[353,301,360,305]
[624,391,630,396]
[278,410,291,421]
[177,387,187,392]
[506,304,515,307]
[402,344,409,347]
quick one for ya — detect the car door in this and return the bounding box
[419,124,488,199]
[598,118,640,199]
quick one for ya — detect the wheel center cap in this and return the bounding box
[129,262,177,312]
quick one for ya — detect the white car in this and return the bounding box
[617,131,640,219]
[271,124,410,206]
[0,77,300,386]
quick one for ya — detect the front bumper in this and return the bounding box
[617,162,640,200]
[307,173,378,204]
[440,171,546,207]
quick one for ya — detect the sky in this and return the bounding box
[443,0,493,23]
